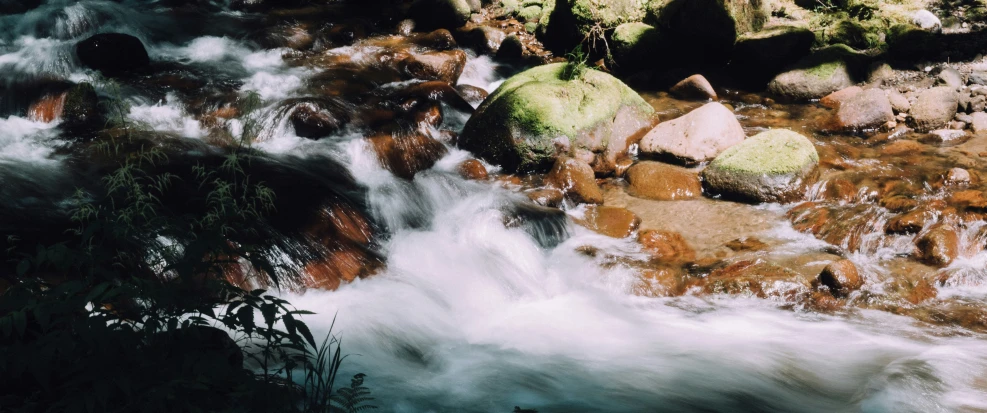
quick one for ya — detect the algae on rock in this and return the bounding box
[459,62,655,173]
[702,129,819,203]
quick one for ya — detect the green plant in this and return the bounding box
[561,45,590,81]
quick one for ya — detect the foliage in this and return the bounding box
[0,88,376,413]
[561,45,590,81]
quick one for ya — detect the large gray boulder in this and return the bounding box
[702,129,819,203]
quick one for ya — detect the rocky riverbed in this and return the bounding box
[4,0,987,410]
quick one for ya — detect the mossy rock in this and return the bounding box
[824,19,883,50]
[459,63,655,173]
[537,0,654,53]
[653,0,768,65]
[767,44,870,101]
[519,5,543,21]
[611,22,665,71]
[729,24,814,88]
[702,129,819,203]
[887,24,940,62]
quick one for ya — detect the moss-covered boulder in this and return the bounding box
[702,129,819,203]
[459,63,655,173]
[410,0,472,30]
[654,0,768,66]
[767,44,869,101]
[729,25,814,87]
[824,19,881,50]
[610,22,664,71]
[538,0,653,52]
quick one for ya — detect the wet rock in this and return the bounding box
[699,260,805,298]
[61,82,103,136]
[945,168,971,185]
[610,22,664,72]
[912,10,942,32]
[880,140,924,156]
[413,102,444,128]
[303,246,383,291]
[670,74,717,101]
[819,86,862,109]
[402,50,468,84]
[638,229,695,264]
[460,26,507,55]
[624,161,702,201]
[926,129,968,144]
[414,29,458,50]
[28,93,66,123]
[827,88,894,132]
[880,195,919,213]
[638,102,745,165]
[455,84,488,107]
[634,267,685,297]
[725,237,768,252]
[885,209,931,235]
[411,0,472,30]
[526,187,565,207]
[768,45,864,101]
[702,129,819,204]
[905,278,938,304]
[916,224,959,266]
[496,35,524,61]
[458,159,488,180]
[949,190,987,210]
[824,178,857,203]
[729,25,814,87]
[971,112,987,134]
[76,33,150,76]
[936,67,964,89]
[368,131,448,180]
[886,89,911,114]
[576,206,641,238]
[817,259,863,297]
[655,0,768,66]
[459,63,654,173]
[544,157,603,204]
[910,87,959,132]
[289,101,348,139]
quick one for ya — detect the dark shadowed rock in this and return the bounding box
[76,33,150,76]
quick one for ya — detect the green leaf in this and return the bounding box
[295,320,317,349]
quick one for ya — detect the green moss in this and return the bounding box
[519,5,543,21]
[710,129,818,175]
[499,0,519,14]
[569,0,651,30]
[461,63,654,172]
[806,61,841,79]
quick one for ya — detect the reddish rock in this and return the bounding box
[916,224,960,267]
[576,206,641,238]
[824,178,857,203]
[698,260,805,298]
[455,84,488,107]
[545,157,603,204]
[28,93,66,123]
[634,267,685,297]
[725,237,769,252]
[817,259,863,297]
[368,132,448,180]
[402,49,468,84]
[670,74,717,101]
[458,159,488,180]
[881,140,924,156]
[819,86,863,109]
[290,102,347,139]
[625,161,702,200]
[637,230,696,264]
[905,279,938,304]
[949,190,987,210]
[303,246,381,290]
[526,188,565,207]
[885,208,932,234]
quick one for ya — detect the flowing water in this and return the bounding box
[3,1,987,412]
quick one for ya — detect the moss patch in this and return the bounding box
[711,129,818,175]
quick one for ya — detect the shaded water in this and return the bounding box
[3,1,987,411]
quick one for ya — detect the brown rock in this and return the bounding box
[577,206,641,238]
[624,161,702,200]
[368,131,448,180]
[880,195,919,213]
[289,101,348,139]
[828,88,894,132]
[28,93,66,123]
[455,84,488,107]
[699,260,805,298]
[819,86,862,109]
[885,209,932,234]
[905,279,938,304]
[881,140,924,156]
[634,267,685,297]
[545,157,603,204]
[458,159,488,180]
[823,178,857,203]
[916,224,960,266]
[910,86,959,132]
[949,190,987,209]
[402,49,468,84]
[670,74,717,101]
[526,188,565,207]
[637,102,745,164]
[817,259,863,297]
[886,89,911,114]
[725,237,769,252]
[638,230,696,264]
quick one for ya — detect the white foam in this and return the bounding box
[0,116,61,164]
[127,94,206,138]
